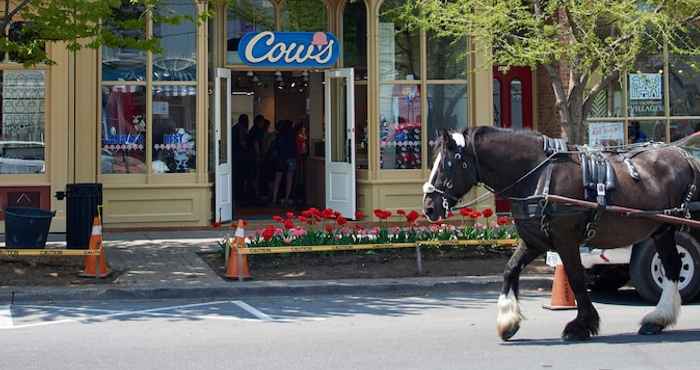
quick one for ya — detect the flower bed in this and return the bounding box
[244,207,518,249]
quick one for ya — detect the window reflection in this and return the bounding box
[427,84,467,164]
[280,0,327,32]
[343,0,368,80]
[379,84,421,169]
[226,0,275,65]
[101,86,147,174]
[152,86,197,173]
[0,70,46,174]
[427,33,467,80]
[379,0,420,81]
[102,1,146,81]
[152,1,197,81]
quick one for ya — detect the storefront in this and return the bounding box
[0,0,528,230]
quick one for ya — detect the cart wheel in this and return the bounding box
[630,239,700,304]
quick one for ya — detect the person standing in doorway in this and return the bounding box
[271,120,298,207]
[250,114,267,201]
[232,114,254,204]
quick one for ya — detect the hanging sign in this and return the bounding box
[238,31,339,68]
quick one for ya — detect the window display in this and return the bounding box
[101,86,147,174]
[0,70,46,174]
[152,86,197,173]
[379,84,421,169]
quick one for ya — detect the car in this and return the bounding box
[581,133,700,303]
[0,140,45,174]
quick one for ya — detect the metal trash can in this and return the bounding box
[56,183,102,249]
[4,207,56,248]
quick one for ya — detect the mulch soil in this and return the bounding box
[200,245,553,281]
[0,256,121,287]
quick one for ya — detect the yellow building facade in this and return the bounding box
[0,0,525,231]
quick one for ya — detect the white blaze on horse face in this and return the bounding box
[451,132,466,148]
[641,279,681,328]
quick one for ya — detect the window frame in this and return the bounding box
[98,0,200,181]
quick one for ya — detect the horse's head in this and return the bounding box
[423,129,479,222]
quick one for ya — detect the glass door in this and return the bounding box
[215,68,233,222]
[324,68,356,218]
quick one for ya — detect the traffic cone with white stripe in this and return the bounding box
[543,264,576,310]
[225,219,251,280]
[81,215,110,278]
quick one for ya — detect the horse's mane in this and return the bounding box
[433,126,542,159]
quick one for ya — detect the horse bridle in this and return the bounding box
[423,129,484,217]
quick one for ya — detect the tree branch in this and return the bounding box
[543,63,571,121]
[1,0,32,33]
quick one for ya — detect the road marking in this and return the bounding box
[21,305,122,314]
[2,300,263,330]
[232,300,272,321]
[0,305,13,329]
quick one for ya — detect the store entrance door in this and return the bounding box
[324,68,356,219]
[214,68,233,222]
[493,66,533,212]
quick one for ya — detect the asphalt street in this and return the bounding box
[1,290,699,370]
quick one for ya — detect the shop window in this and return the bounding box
[226,0,275,65]
[629,120,666,143]
[587,121,625,147]
[628,54,665,117]
[379,84,421,169]
[671,119,700,142]
[355,84,368,169]
[102,1,147,81]
[152,86,197,173]
[427,33,467,80]
[587,79,624,119]
[0,70,46,174]
[280,0,327,32]
[378,0,420,81]
[101,86,147,174]
[343,0,368,80]
[152,0,197,82]
[427,84,468,164]
[670,29,700,117]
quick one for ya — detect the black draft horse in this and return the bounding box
[423,127,699,341]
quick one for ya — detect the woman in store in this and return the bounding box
[232,114,254,204]
[271,120,298,207]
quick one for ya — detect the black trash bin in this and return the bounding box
[4,207,56,248]
[57,183,102,249]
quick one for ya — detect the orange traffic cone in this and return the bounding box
[81,215,111,278]
[225,219,251,281]
[543,264,577,310]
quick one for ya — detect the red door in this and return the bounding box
[493,66,533,213]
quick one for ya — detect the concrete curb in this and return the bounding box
[0,275,552,304]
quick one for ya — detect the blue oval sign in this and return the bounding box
[238,31,340,68]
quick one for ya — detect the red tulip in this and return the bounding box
[286,211,295,219]
[283,219,294,230]
[497,216,511,226]
[482,208,494,218]
[470,211,482,219]
[459,207,474,217]
[272,215,284,223]
[324,223,334,233]
[406,210,419,224]
[447,211,454,219]
[355,210,366,220]
[322,208,336,219]
[261,226,275,241]
[397,209,406,216]
[336,215,347,226]
[374,209,392,220]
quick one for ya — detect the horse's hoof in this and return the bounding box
[561,320,593,341]
[638,323,665,335]
[499,323,520,341]
[561,331,591,342]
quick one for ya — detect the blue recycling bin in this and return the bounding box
[4,207,55,248]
